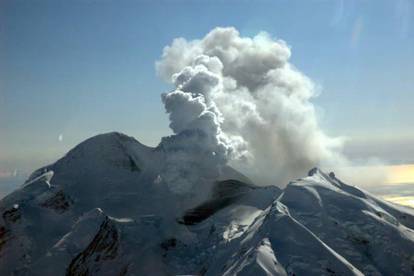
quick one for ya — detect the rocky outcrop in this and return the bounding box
[2,207,21,224]
[66,217,120,276]
[0,226,12,254]
[40,190,73,214]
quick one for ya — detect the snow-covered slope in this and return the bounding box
[278,169,414,275]
[0,132,413,275]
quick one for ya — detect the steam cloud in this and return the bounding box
[157,27,346,191]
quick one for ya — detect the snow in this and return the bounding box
[0,133,413,275]
[279,168,414,275]
[22,170,54,188]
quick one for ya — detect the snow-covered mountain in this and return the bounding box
[0,132,413,275]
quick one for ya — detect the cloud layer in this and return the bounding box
[157,27,346,190]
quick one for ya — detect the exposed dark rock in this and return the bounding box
[41,190,73,214]
[66,218,119,276]
[308,167,319,176]
[160,238,177,251]
[350,235,370,246]
[127,156,140,172]
[2,208,21,223]
[179,179,254,225]
[0,226,12,253]
[326,267,336,275]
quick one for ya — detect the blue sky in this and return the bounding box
[0,0,413,184]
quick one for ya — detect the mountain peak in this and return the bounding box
[0,134,413,275]
[307,167,320,176]
[63,131,146,159]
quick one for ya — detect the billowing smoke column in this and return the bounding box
[157,56,236,194]
[157,27,345,190]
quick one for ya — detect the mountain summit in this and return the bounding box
[0,132,413,275]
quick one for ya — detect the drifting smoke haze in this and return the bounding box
[157,27,347,188]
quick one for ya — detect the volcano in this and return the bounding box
[0,132,413,275]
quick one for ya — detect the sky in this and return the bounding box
[0,0,413,202]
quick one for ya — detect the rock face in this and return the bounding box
[0,132,413,275]
[40,190,73,214]
[66,217,120,276]
[179,179,255,225]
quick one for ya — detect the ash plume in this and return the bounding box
[157,27,346,188]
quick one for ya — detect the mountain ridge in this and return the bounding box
[0,132,413,275]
